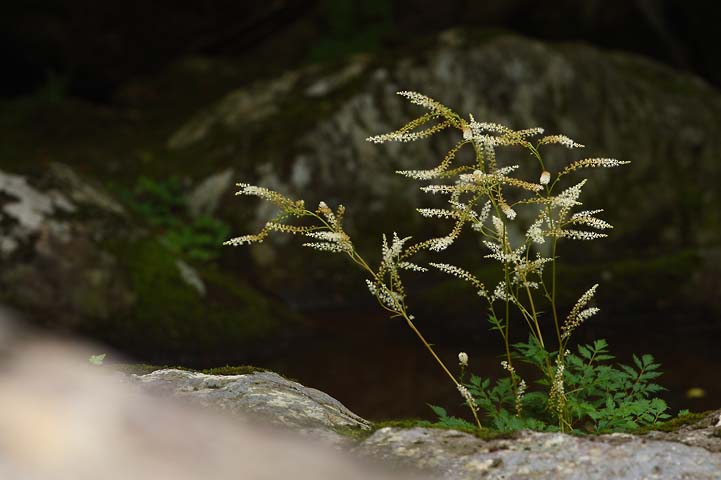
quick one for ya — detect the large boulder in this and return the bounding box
[0,163,296,362]
[0,163,133,328]
[169,30,721,322]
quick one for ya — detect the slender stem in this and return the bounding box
[400,311,483,430]
[527,144,563,377]
[489,303,513,370]
[484,183,521,390]
[527,145,563,350]
[524,283,545,348]
[550,239,562,348]
[511,294,542,344]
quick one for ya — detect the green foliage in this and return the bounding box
[463,375,551,432]
[455,338,669,433]
[119,176,229,261]
[390,412,510,440]
[428,405,477,431]
[120,175,186,225]
[160,215,230,262]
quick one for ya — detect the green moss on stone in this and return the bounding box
[108,363,266,376]
[331,425,374,441]
[104,237,298,358]
[635,411,712,434]
[372,418,434,430]
[200,365,267,375]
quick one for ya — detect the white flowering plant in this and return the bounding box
[225,91,669,433]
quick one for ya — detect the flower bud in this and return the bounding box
[462,125,472,140]
[458,352,469,367]
[500,203,516,220]
[540,170,551,185]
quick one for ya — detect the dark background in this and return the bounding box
[2,0,720,101]
[2,0,720,421]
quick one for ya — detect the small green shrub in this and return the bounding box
[120,175,229,261]
[120,175,186,225]
[440,338,668,433]
[224,91,669,433]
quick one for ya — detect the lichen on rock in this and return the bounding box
[133,368,371,443]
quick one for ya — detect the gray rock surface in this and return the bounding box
[134,368,371,443]
[644,412,721,453]
[0,163,134,328]
[357,426,721,480]
[186,168,235,218]
[0,164,123,256]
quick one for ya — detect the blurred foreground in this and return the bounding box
[0,313,414,480]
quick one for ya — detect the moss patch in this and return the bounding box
[634,411,712,434]
[107,363,266,376]
[201,365,267,375]
[101,237,298,361]
[331,425,375,441]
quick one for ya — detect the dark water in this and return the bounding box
[264,309,721,421]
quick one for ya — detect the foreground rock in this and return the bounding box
[133,368,370,444]
[0,319,414,480]
[358,426,721,480]
[3,315,721,479]
[131,367,721,480]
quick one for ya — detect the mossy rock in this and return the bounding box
[97,237,299,363]
[634,411,711,434]
[107,363,267,376]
